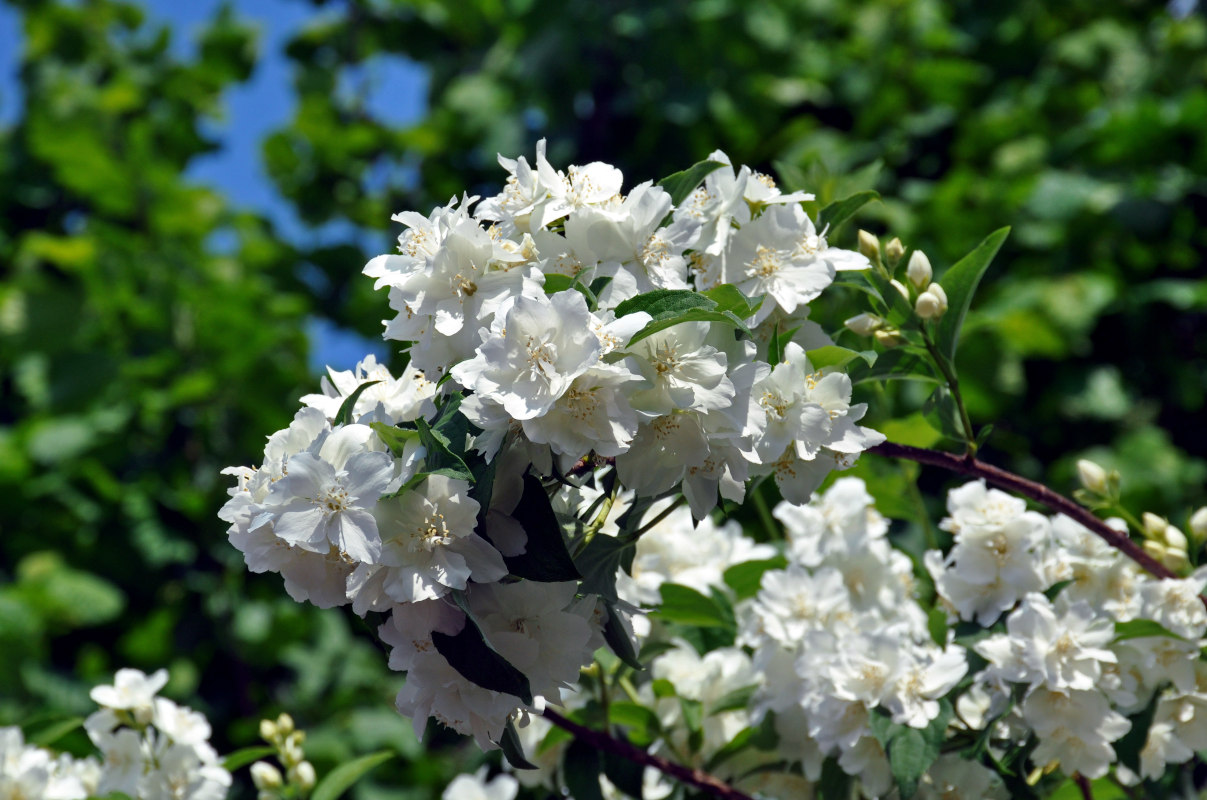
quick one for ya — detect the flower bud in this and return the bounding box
[915,292,943,320]
[926,282,948,311]
[1076,459,1108,495]
[275,713,294,736]
[290,761,317,791]
[844,313,883,337]
[258,792,280,800]
[885,237,905,267]
[858,230,882,265]
[890,279,910,301]
[1162,546,1189,573]
[1190,507,1207,540]
[874,329,905,347]
[1164,525,1188,552]
[251,762,284,792]
[1143,539,1167,562]
[259,719,278,742]
[1143,512,1168,540]
[907,250,932,288]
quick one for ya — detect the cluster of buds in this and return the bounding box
[845,233,949,344]
[251,714,316,800]
[1141,511,1191,573]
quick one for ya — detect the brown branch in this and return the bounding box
[868,441,1176,581]
[1075,773,1094,800]
[542,708,756,800]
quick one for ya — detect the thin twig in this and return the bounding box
[868,441,1177,581]
[1075,772,1094,800]
[542,708,756,800]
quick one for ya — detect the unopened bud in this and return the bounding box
[874,329,905,347]
[1144,539,1167,562]
[289,761,317,792]
[926,282,948,311]
[844,313,883,337]
[890,279,910,302]
[258,792,280,800]
[915,292,943,320]
[1162,546,1189,573]
[1143,512,1168,540]
[259,719,278,742]
[1077,459,1108,495]
[1164,525,1188,552]
[1190,507,1207,540]
[885,237,905,267]
[858,230,882,265]
[282,735,305,766]
[251,763,284,792]
[907,250,932,288]
[275,713,294,736]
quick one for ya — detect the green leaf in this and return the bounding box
[602,598,643,670]
[679,696,705,752]
[922,385,964,442]
[806,345,876,370]
[848,348,939,385]
[704,725,755,771]
[608,702,661,745]
[603,749,645,799]
[1113,619,1187,643]
[563,739,606,800]
[221,746,277,772]
[710,684,758,715]
[432,617,534,705]
[335,380,381,426]
[818,190,879,232]
[887,728,931,799]
[26,716,83,747]
[311,750,393,800]
[574,534,635,601]
[1114,689,1162,773]
[615,289,714,321]
[817,758,852,800]
[927,607,949,648]
[700,283,763,319]
[627,308,753,345]
[766,323,801,366]
[652,584,737,634]
[933,227,1010,360]
[414,416,472,481]
[368,422,418,457]
[543,273,574,294]
[657,160,726,206]
[498,717,538,770]
[502,474,581,581]
[722,556,788,600]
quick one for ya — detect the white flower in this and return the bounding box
[443,766,519,800]
[353,474,507,605]
[89,668,168,719]
[394,649,519,749]
[300,354,436,425]
[520,361,646,466]
[1023,689,1130,779]
[255,424,396,564]
[917,754,1007,800]
[624,321,734,416]
[451,290,603,421]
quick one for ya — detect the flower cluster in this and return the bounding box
[219,143,885,749]
[1,668,231,800]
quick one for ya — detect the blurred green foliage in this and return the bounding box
[1,0,1205,797]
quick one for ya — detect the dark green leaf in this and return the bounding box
[704,726,754,771]
[563,739,606,800]
[627,308,754,345]
[311,750,393,800]
[1115,688,1163,774]
[603,749,645,799]
[766,324,801,366]
[927,607,948,648]
[574,534,636,601]
[819,190,879,232]
[679,697,704,752]
[498,717,538,770]
[614,289,715,321]
[817,758,852,800]
[602,599,643,670]
[543,274,574,294]
[502,474,580,581]
[221,746,277,772]
[722,556,788,600]
[432,620,534,705]
[934,227,1010,360]
[335,380,381,426]
[848,348,939,385]
[27,716,83,747]
[608,702,661,745]
[415,417,472,481]
[887,728,931,798]
[657,160,727,206]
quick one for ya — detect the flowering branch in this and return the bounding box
[868,441,1177,581]
[541,708,757,800]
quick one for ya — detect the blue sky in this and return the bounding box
[0,0,427,373]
